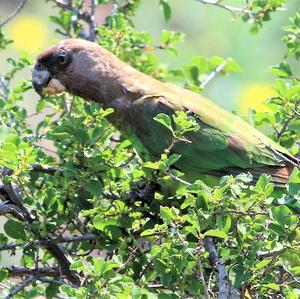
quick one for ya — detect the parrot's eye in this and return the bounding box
[57,54,67,65]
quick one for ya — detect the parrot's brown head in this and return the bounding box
[32,39,118,101]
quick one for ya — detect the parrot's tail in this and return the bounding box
[208,165,296,188]
[249,165,292,188]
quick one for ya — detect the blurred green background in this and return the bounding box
[1,0,300,115]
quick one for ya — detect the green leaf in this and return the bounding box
[235,172,253,183]
[160,30,171,44]
[86,180,103,196]
[70,260,85,270]
[270,205,297,228]
[254,259,270,270]
[264,283,280,291]
[46,284,59,299]
[254,174,271,192]
[232,264,252,288]
[73,128,89,144]
[160,206,179,223]
[288,168,300,198]
[36,99,46,113]
[92,258,104,275]
[93,215,116,231]
[154,113,173,133]
[160,0,171,22]
[60,285,76,297]
[93,258,118,276]
[141,229,156,237]
[4,220,26,240]
[204,229,228,239]
[0,268,8,282]
[181,195,196,209]
[225,58,241,72]
[0,126,10,145]
[166,154,181,166]
[216,215,231,233]
[271,62,292,78]
[143,161,160,169]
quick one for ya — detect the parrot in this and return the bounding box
[32,39,299,187]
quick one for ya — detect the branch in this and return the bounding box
[112,0,119,15]
[0,233,99,251]
[200,59,228,89]
[204,237,240,299]
[279,263,300,284]
[51,0,97,41]
[31,163,64,175]
[0,0,28,28]
[196,255,211,299]
[256,243,300,258]
[8,267,61,277]
[225,209,267,216]
[2,181,33,221]
[167,171,192,186]
[276,115,295,141]
[258,137,300,168]
[89,0,96,41]
[0,202,26,221]
[276,100,300,141]
[170,221,210,299]
[0,74,9,101]
[0,169,80,286]
[37,277,71,287]
[4,275,34,299]
[197,0,250,16]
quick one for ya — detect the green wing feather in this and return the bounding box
[129,83,298,179]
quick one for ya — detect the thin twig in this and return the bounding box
[8,267,61,277]
[201,59,228,89]
[196,254,210,299]
[279,263,300,284]
[31,164,64,175]
[116,247,139,274]
[2,181,33,221]
[170,221,210,298]
[276,115,295,141]
[197,0,250,15]
[170,221,188,246]
[225,209,268,216]
[256,243,299,258]
[204,237,240,299]
[38,277,74,287]
[52,0,97,41]
[89,0,96,41]
[0,74,9,101]
[0,168,79,286]
[0,233,100,251]
[276,100,300,141]
[167,171,192,186]
[112,0,119,15]
[258,137,299,168]
[0,0,28,28]
[4,275,34,299]
[0,202,26,221]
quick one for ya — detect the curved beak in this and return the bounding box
[32,66,51,96]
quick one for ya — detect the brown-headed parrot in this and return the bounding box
[32,39,299,187]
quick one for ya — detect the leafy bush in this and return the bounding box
[0,0,299,298]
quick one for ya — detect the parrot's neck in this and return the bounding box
[72,48,161,107]
[100,64,161,107]
[65,46,165,129]
[81,50,163,128]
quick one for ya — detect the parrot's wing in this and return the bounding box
[130,92,298,186]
